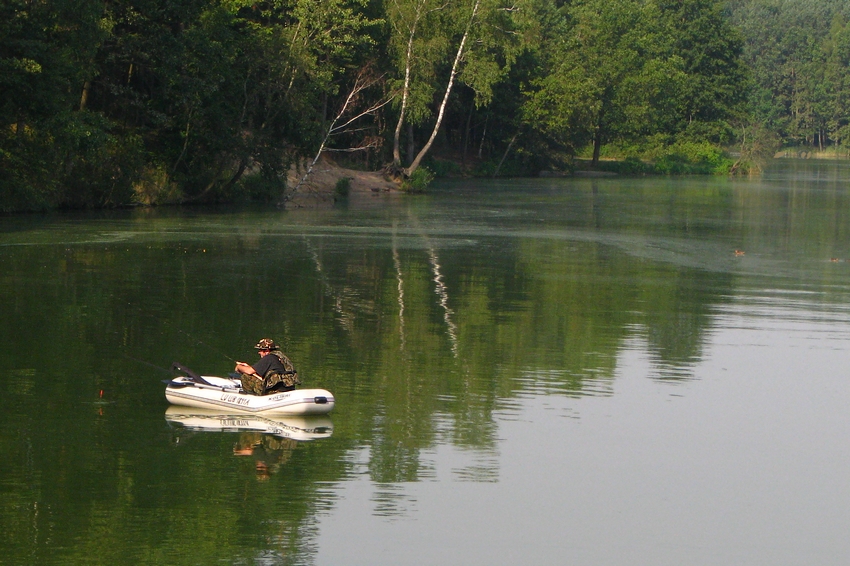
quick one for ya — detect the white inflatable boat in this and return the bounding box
[164,373,335,415]
[164,406,333,440]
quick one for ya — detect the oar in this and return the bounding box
[170,362,216,386]
[164,378,239,392]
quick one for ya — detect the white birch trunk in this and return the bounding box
[393,10,421,167]
[405,0,481,177]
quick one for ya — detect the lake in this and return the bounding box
[1,158,849,565]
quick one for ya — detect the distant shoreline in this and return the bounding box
[774,149,850,160]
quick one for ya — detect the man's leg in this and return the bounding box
[240,374,264,395]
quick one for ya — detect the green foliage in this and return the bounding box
[651,142,735,175]
[0,0,387,211]
[590,156,655,175]
[471,150,543,177]
[229,169,287,203]
[132,165,183,206]
[0,0,806,211]
[730,0,850,150]
[423,157,461,177]
[401,166,434,192]
[586,142,735,175]
[55,112,145,208]
[0,142,60,212]
[520,0,744,166]
[334,177,352,199]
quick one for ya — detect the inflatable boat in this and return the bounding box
[164,406,333,440]
[164,368,335,415]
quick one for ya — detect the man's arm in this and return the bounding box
[235,362,262,379]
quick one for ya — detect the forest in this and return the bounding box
[2,0,850,211]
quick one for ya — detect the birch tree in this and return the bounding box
[386,0,448,169]
[387,0,529,177]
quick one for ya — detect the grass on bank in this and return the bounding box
[420,139,760,183]
[576,141,739,175]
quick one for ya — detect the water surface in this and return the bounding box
[1,159,849,564]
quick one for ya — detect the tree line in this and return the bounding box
[1,0,849,211]
[730,0,850,153]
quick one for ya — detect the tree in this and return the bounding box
[385,0,448,168]
[0,0,124,210]
[387,0,530,177]
[523,0,747,166]
[87,0,380,202]
[822,14,850,150]
[654,0,749,143]
[729,0,850,150]
[524,0,689,164]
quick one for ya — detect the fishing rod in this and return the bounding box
[172,326,237,363]
[123,354,173,375]
[136,311,238,363]
[168,322,293,366]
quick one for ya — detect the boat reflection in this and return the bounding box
[165,407,334,480]
[164,405,334,440]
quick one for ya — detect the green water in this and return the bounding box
[2,159,850,565]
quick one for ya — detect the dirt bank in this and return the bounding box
[284,156,401,208]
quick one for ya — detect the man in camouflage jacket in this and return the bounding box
[234,338,301,395]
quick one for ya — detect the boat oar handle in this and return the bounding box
[170,362,215,386]
[165,378,239,392]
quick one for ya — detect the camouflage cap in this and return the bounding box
[254,338,279,350]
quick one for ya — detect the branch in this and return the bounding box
[282,68,393,201]
[330,96,394,134]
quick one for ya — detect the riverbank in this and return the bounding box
[281,149,850,209]
[774,148,850,159]
[284,156,401,208]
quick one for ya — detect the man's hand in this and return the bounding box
[235,361,255,375]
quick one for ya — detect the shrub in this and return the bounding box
[423,157,460,177]
[594,156,653,175]
[133,165,183,205]
[628,140,735,175]
[401,166,434,193]
[235,167,287,202]
[334,176,352,199]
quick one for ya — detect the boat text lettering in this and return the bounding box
[220,393,250,406]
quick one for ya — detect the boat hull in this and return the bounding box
[165,376,335,415]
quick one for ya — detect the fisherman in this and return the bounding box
[234,338,300,395]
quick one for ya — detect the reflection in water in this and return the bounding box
[371,483,418,517]
[713,288,850,347]
[303,235,354,332]
[516,368,615,397]
[427,245,459,358]
[234,434,298,481]
[164,407,334,440]
[165,407,333,480]
[392,222,406,351]
[406,210,460,357]
[451,455,500,482]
